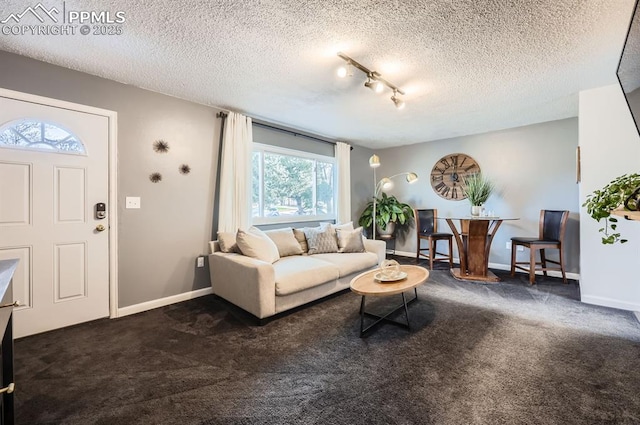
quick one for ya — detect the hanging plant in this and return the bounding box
[149,172,162,183]
[153,139,170,153]
[583,173,640,244]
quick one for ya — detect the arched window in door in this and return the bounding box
[0,119,86,154]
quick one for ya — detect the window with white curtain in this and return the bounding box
[252,143,336,224]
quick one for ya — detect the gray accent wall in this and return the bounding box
[253,124,335,157]
[0,51,220,308]
[369,118,580,273]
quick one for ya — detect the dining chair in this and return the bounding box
[415,209,453,270]
[510,210,569,284]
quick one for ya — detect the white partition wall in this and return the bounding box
[579,84,640,311]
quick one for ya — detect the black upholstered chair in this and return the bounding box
[510,210,569,284]
[415,209,453,270]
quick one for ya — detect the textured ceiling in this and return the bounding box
[0,0,636,148]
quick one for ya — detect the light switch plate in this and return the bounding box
[125,197,141,209]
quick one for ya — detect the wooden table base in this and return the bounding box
[450,267,500,283]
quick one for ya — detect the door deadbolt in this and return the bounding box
[95,203,107,219]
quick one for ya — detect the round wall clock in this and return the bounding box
[430,153,480,200]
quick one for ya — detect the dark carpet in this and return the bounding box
[14,260,640,425]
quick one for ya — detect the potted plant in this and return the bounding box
[463,173,495,216]
[358,192,415,237]
[583,173,640,244]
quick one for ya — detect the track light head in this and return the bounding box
[391,91,405,110]
[336,62,353,78]
[364,75,384,93]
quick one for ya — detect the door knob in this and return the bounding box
[95,224,106,232]
[0,383,14,394]
[0,301,19,309]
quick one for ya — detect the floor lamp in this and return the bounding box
[369,154,418,240]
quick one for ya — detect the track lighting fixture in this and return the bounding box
[336,52,406,109]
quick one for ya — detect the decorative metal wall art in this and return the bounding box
[179,164,191,175]
[153,139,170,153]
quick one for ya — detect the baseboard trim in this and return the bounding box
[391,250,580,280]
[117,287,213,318]
[581,295,640,313]
[487,262,580,281]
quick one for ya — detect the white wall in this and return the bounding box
[579,84,640,311]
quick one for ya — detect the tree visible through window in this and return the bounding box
[252,144,336,222]
[0,119,86,154]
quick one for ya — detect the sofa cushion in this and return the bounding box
[312,252,378,277]
[304,223,339,254]
[236,227,280,264]
[273,256,339,296]
[265,228,304,257]
[336,227,365,253]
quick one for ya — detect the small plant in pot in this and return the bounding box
[358,192,415,238]
[583,173,640,244]
[463,173,495,216]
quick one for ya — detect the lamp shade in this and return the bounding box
[380,177,393,190]
[369,154,381,168]
[406,172,418,183]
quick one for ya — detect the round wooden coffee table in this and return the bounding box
[350,265,429,337]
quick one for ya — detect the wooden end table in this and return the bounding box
[349,265,429,337]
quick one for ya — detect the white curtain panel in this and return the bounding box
[335,141,352,224]
[218,112,253,233]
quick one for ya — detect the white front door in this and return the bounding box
[0,95,110,338]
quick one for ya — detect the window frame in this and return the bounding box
[252,143,337,225]
[0,118,87,156]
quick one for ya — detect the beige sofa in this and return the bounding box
[208,229,385,320]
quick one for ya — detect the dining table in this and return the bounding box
[439,216,519,283]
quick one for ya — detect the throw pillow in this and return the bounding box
[293,228,308,253]
[334,221,355,232]
[236,227,280,263]
[337,227,366,253]
[217,231,239,253]
[304,223,339,255]
[265,228,303,257]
